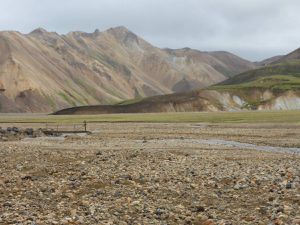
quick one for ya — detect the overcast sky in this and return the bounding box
[1,0,300,61]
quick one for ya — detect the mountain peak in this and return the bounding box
[106,26,136,37]
[108,26,130,33]
[106,26,140,45]
[29,27,48,35]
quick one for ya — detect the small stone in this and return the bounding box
[275,218,285,225]
[21,175,37,181]
[269,196,275,202]
[70,209,77,217]
[3,202,12,207]
[197,219,215,225]
[96,151,102,156]
[292,218,300,224]
[283,205,292,214]
[259,207,268,215]
[243,216,255,222]
[12,127,19,133]
[234,184,241,190]
[286,182,293,189]
[1,137,8,141]
[191,205,205,212]
[24,128,34,136]
[131,200,140,206]
[155,207,166,216]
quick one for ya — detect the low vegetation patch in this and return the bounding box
[1,111,300,124]
[212,75,300,93]
[58,92,77,106]
[241,99,270,110]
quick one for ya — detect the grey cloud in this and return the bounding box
[0,0,300,60]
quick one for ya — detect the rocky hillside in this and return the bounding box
[0,26,256,113]
[54,49,300,115]
[272,48,300,64]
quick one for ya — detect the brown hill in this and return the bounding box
[272,48,300,64]
[0,26,256,112]
[53,90,222,115]
[53,87,300,115]
[256,55,283,66]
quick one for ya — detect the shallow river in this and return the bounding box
[195,139,300,154]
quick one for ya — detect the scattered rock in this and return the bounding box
[25,128,34,136]
[0,123,299,224]
[286,182,293,189]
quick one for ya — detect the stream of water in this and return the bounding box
[194,139,300,154]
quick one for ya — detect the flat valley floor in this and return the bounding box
[1,123,300,224]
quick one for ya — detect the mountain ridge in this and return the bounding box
[0,26,257,112]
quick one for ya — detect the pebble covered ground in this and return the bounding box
[0,123,300,225]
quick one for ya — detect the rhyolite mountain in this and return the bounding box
[0,26,256,112]
[54,48,300,115]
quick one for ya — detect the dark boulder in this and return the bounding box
[24,128,34,136]
[12,127,19,133]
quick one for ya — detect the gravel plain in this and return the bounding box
[1,123,300,225]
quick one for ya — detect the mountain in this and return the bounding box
[271,48,300,64]
[256,55,283,66]
[54,48,300,115]
[0,26,256,112]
